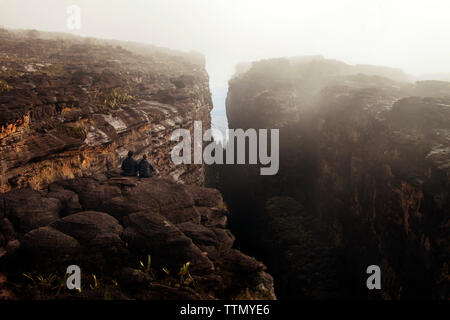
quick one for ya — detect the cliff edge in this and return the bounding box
[0,29,275,300]
[0,28,211,192]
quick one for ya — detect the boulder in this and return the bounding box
[177,222,219,247]
[47,189,82,217]
[117,267,152,289]
[0,189,61,233]
[0,174,275,300]
[122,211,214,275]
[22,226,80,256]
[221,249,266,274]
[51,211,123,244]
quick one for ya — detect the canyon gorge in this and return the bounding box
[0,27,448,300]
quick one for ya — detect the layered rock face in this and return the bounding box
[0,174,274,299]
[210,56,449,299]
[0,29,275,300]
[0,28,212,192]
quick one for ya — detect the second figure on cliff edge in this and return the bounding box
[138,154,156,178]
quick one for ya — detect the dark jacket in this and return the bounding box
[121,156,138,177]
[138,159,155,178]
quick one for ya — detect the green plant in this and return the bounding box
[96,88,134,112]
[162,267,171,276]
[178,262,194,287]
[22,272,68,298]
[62,123,88,140]
[89,274,99,290]
[139,254,154,277]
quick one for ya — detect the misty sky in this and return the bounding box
[1,0,450,136]
[1,0,450,87]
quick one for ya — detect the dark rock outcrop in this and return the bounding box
[209,56,449,299]
[0,175,275,300]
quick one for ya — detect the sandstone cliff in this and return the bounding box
[0,28,211,192]
[0,29,275,300]
[210,56,449,299]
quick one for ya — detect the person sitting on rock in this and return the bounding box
[138,154,155,178]
[121,151,138,177]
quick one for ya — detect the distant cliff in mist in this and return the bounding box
[209,56,449,299]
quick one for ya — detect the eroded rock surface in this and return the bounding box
[0,175,275,300]
[0,29,212,192]
[0,29,275,301]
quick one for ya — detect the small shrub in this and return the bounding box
[96,88,134,112]
[22,272,68,299]
[62,123,88,140]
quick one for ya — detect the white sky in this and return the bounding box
[1,0,450,87]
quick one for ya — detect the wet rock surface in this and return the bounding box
[0,175,275,300]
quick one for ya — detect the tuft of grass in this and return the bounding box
[95,88,134,112]
[162,267,171,276]
[178,262,194,287]
[89,274,99,290]
[22,272,68,299]
[139,254,155,278]
[20,271,121,299]
[159,262,195,288]
[62,123,88,140]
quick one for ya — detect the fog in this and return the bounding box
[1,0,450,131]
